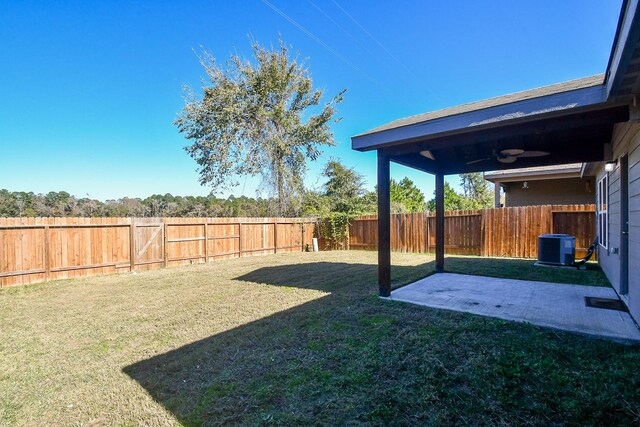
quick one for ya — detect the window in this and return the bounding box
[597,174,608,249]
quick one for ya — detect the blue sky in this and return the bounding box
[0,0,623,201]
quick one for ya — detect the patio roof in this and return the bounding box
[352,0,640,296]
[354,75,605,145]
[351,76,630,176]
[352,2,640,177]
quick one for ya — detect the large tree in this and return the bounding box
[175,39,345,216]
[426,182,468,212]
[302,159,372,216]
[390,177,425,213]
[322,159,367,213]
[460,173,493,209]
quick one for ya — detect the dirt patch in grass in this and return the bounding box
[0,251,636,425]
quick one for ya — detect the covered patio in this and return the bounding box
[348,3,640,337]
[390,273,640,343]
[352,74,630,297]
[350,0,640,335]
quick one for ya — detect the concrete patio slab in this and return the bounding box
[389,273,640,343]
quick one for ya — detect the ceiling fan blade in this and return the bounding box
[497,156,517,164]
[466,157,490,165]
[501,148,525,156]
[517,150,550,158]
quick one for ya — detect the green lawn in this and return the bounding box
[424,254,607,287]
[0,251,637,426]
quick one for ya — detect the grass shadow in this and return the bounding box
[123,258,634,426]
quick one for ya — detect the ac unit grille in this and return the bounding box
[538,234,576,266]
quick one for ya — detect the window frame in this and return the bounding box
[597,174,608,249]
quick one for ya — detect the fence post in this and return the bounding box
[274,221,278,254]
[44,225,50,281]
[204,223,209,262]
[129,218,135,272]
[163,220,168,268]
[480,210,486,257]
[301,222,305,252]
[238,222,242,258]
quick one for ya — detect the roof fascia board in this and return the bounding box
[378,105,628,157]
[605,0,640,98]
[604,0,630,78]
[352,84,608,151]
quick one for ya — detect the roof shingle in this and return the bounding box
[357,75,605,137]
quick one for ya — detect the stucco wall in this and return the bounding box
[503,177,595,207]
[596,122,640,323]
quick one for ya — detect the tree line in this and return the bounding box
[1,161,492,218]
[0,189,278,218]
[0,159,428,218]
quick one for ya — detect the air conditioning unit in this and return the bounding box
[538,234,576,266]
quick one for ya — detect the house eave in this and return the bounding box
[605,0,640,98]
[352,84,609,152]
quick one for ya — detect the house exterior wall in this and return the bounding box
[596,122,640,322]
[503,177,595,207]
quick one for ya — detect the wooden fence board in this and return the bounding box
[0,206,595,287]
[349,204,596,260]
[0,217,315,287]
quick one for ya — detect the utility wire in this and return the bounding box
[305,0,376,58]
[329,0,420,81]
[259,0,378,84]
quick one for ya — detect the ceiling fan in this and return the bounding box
[467,148,550,165]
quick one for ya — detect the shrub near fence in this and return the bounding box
[349,204,597,260]
[0,217,315,287]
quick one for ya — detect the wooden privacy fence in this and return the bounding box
[0,217,315,287]
[349,204,597,259]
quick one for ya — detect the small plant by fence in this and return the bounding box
[348,204,596,259]
[0,217,316,287]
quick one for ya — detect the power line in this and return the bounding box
[305,0,376,58]
[329,0,420,81]
[259,0,377,84]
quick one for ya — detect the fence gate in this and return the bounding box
[133,220,165,269]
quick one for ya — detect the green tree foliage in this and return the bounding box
[426,182,468,211]
[300,189,331,217]
[390,178,426,213]
[308,159,378,248]
[302,159,377,216]
[175,38,345,216]
[0,189,282,218]
[322,159,370,214]
[460,173,493,209]
[427,174,494,211]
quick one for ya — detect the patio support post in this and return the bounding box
[435,173,445,273]
[377,151,391,296]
